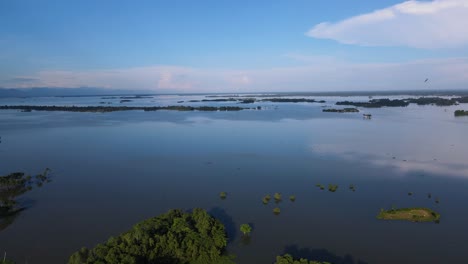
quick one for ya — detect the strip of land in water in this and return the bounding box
[337,96,468,108]
[0,105,249,113]
[377,207,440,222]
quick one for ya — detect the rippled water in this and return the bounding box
[1,94,468,264]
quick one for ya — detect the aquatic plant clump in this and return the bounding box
[275,254,331,264]
[68,209,234,264]
[289,195,296,202]
[328,184,338,192]
[377,207,440,223]
[274,193,282,202]
[273,207,281,215]
[262,194,271,204]
[219,191,227,199]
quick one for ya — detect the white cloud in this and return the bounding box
[2,57,468,92]
[307,0,468,48]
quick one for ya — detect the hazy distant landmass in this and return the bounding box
[0,87,153,98]
[1,87,468,98]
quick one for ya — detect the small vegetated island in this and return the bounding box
[454,110,468,116]
[0,105,247,113]
[68,208,235,264]
[377,207,440,223]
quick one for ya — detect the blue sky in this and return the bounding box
[1,0,468,92]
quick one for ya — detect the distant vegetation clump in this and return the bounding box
[219,192,227,199]
[454,110,468,116]
[315,184,325,190]
[289,195,296,202]
[336,99,410,108]
[274,193,282,202]
[68,209,234,264]
[273,207,281,215]
[377,207,440,223]
[262,194,271,204]
[328,184,338,192]
[322,108,359,113]
[275,254,331,264]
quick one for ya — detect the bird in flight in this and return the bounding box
[424,78,429,83]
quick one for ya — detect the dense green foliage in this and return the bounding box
[0,169,51,216]
[240,224,252,236]
[454,110,468,116]
[68,209,234,264]
[274,254,331,264]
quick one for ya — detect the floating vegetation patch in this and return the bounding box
[289,195,296,202]
[274,193,282,203]
[262,194,271,205]
[219,192,227,200]
[273,207,281,215]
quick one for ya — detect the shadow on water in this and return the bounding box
[282,245,369,264]
[0,199,36,233]
[208,207,237,243]
[0,209,23,232]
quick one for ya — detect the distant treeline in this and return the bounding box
[0,105,247,113]
[454,110,468,116]
[336,96,468,108]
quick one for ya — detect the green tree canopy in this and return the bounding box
[68,208,234,264]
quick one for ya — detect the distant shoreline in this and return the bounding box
[1,88,468,98]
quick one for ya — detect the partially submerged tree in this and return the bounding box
[240,224,252,236]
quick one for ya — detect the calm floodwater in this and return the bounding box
[1,94,468,264]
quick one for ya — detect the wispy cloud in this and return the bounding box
[2,57,468,92]
[307,0,468,49]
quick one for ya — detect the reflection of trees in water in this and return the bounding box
[0,169,52,232]
[282,245,369,264]
[0,209,22,232]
